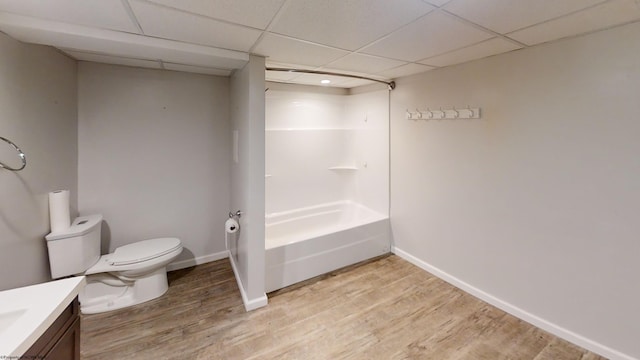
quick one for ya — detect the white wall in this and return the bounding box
[265,84,348,214]
[78,62,230,267]
[0,33,77,290]
[391,22,640,359]
[265,83,389,216]
[346,89,389,215]
[229,55,267,310]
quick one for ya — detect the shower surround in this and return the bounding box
[265,83,391,292]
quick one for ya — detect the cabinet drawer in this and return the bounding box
[23,297,79,357]
[43,317,80,360]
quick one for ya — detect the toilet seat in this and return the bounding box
[84,237,183,276]
[110,238,182,266]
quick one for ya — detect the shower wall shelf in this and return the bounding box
[406,107,481,121]
[328,166,358,171]
[266,128,357,131]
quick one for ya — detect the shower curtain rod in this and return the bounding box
[265,67,396,90]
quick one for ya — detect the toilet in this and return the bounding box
[45,214,183,314]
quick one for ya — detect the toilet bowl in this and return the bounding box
[45,214,183,314]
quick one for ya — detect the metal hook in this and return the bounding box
[465,105,474,118]
[425,107,433,119]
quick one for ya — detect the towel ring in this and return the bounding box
[0,136,26,171]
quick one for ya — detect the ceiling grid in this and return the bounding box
[0,0,637,87]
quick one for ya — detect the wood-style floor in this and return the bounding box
[81,255,606,360]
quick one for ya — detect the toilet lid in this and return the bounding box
[109,237,182,266]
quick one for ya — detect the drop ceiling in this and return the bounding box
[0,0,638,88]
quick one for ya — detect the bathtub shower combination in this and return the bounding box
[265,201,390,292]
[265,85,391,293]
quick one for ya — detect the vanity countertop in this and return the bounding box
[0,276,85,357]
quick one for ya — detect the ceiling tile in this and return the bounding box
[338,78,377,88]
[288,72,369,88]
[269,0,435,51]
[265,61,317,82]
[129,0,262,51]
[362,11,493,62]
[443,0,607,34]
[145,0,285,29]
[420,37,521,67]
[62,49,162,69]
[163,62,231,76]
[0,12,248,69]
[266,70,299,82]
[508,0,640,45]
[325,53,407,74]
[0,0,139,33]
[253,33,349,67]
[266,60,317,70]
[376,63,434,78]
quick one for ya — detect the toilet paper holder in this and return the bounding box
[228,210,243,218]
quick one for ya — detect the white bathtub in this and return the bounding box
[265,201,391,292]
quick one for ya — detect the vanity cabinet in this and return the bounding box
[22,297,80,360]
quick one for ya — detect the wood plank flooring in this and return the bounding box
[81,255,607,359]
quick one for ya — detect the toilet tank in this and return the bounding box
[45,214,103,279]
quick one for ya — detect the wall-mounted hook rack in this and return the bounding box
[406,106,481,121]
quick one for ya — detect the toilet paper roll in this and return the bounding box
[49,190,70,233]
[225,218,239,234]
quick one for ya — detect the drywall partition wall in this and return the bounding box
[78,62,230,269]
[0,33,77,290]
[229,55,267,310]
[265,82,389,216]
[390,22,640,360]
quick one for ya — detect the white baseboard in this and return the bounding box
[167,250,229,272]
[392,246,635,360]
[228,252,268,312]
